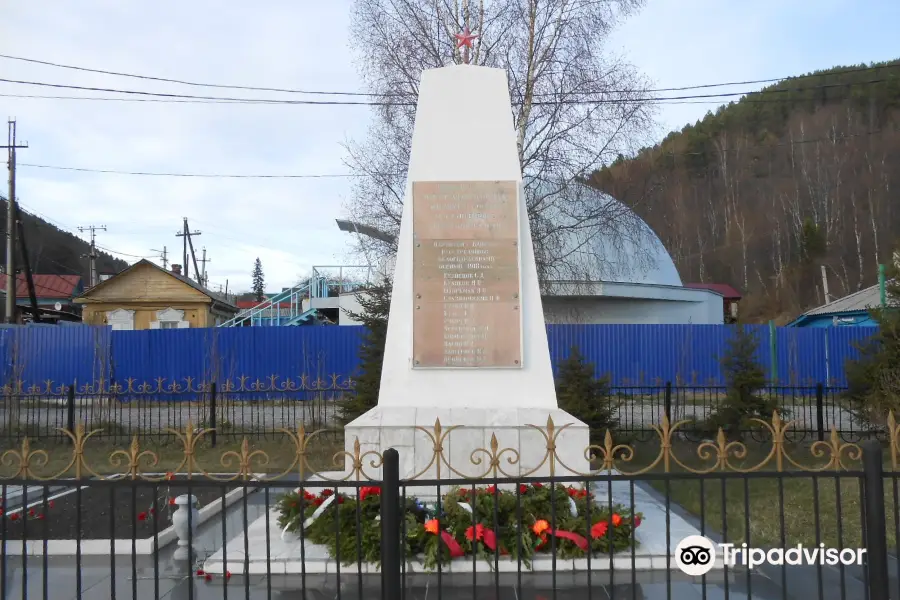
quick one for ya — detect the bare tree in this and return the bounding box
[344,0,656,283]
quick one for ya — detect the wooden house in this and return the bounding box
[74,260,238,330]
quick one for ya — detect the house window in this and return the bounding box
[150,307,189,329]
[106,309,135,331]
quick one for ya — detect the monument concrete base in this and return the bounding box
[343,405,590,481]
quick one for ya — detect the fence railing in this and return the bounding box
[0,412,896,599]
[0,382,876,445]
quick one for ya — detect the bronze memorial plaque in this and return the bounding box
[412,181,522,368]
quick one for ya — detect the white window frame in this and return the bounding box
[150,307,189,329]
[106,308,135,331]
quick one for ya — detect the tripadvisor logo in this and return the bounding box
[675,535,866,576]
[675,535,717,576]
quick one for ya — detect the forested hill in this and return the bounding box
[589,59,900,324]
[0,198,128,283]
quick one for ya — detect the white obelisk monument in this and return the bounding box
[344,58,589,480]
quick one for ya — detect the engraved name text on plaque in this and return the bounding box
[412,181,522,368]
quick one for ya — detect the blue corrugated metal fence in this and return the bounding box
[0,324,876,393]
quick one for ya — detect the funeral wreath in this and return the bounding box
[276,483,642,569]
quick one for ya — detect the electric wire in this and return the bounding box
[14,128,894,179]
[0,75,894,106]
[1,52,897,97]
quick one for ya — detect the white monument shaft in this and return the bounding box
[345,65,588,480]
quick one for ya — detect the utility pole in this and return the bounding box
[199,247,210,287]
[3,119,29,323]
[151,246,168,269]
[78,224,107,288]
[175,218,201,281]
[820,265,831,304]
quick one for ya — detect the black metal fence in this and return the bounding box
[0,382,875,445]
[0,441,894,599]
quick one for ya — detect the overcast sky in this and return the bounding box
[1,0,897,293]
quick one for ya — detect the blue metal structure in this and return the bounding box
[218,265,373,327]
[789,283,883,328]
[0,323,876,391]
[790,312,878,328]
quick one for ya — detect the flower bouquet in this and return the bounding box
[276,483,642,570]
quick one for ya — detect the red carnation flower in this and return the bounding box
[313,497,324,507]
[37,514,45,520]
[321,489,334,498]
[590,521,609,539]
[465,524,486,542]
[9,513,18,521]
[137,512,147,521]
[532,482,543,489]
[48,501,54,509]
[28,509,35,517]
[225,570,232,579]
[519,484,529,495]
[485,485,497,495]
[204,574,212,582]
[196,569,205,576]
[359,486,381,502]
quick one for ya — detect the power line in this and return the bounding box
[0,93,281,105]
[18,163,367,178]
[13,128,895,180]
[1,52,897,97]
[0,78,390,105]
[0,92,871,107]
[0,75,893,107]
[16,201,153,260]
[95,245,154,259]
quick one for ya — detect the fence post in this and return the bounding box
[209,382,217,448]
[861,440,889,600]
[66,384,76,441]
[768,320,778,384]
[815,383,825,442]
[664,381,672,423]
[380,448,401,599]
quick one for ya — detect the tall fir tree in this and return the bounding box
[845,250,900,425]
[705,325,776,436]
[338,277,392,426]
[251,258,265,302]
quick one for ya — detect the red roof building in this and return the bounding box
[684,283,742,323]
[0,273,85,322]
[0,274,83,301]
[683,283,742,299]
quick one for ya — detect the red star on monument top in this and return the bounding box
[454,27,478,50]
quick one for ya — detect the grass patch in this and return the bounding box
[604,437,894,550]
[0,433,346,479]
